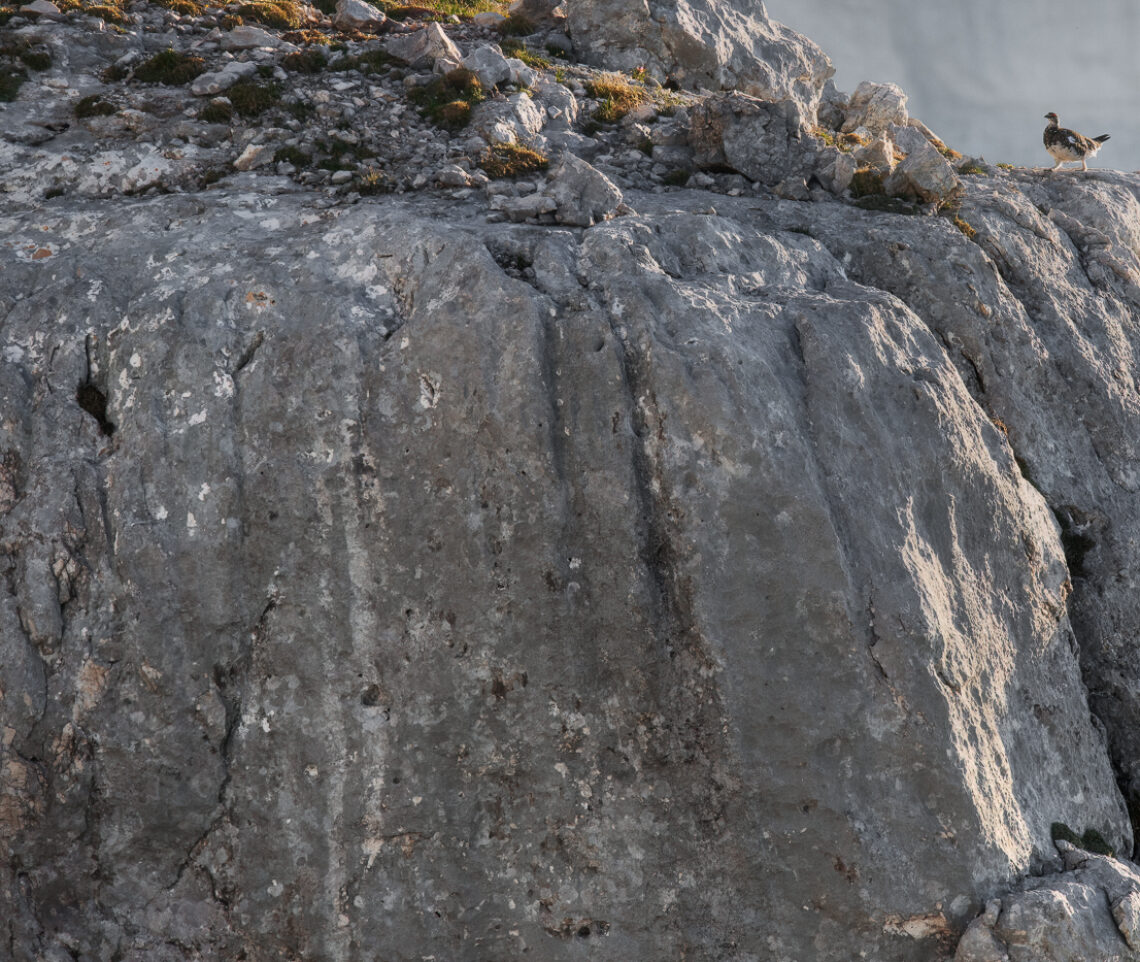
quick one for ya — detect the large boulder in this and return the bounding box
[955,841,1140,961]
[689,92,814,185]
[1,187,1132,962]
[564,0,834,118]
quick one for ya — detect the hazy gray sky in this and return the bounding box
[762,0,1136,170]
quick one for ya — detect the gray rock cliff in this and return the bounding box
[4,0,1140,960]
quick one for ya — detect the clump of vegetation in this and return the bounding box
[498,11,533,35]
[236,0,304,28]
[409,66,484,129]
[156,0,205,15]
[0,67,25,102]
[101,61,129,82]
[282,28,331,44]
[274,144,309,165]
[19,48,51,70]
[848,166,885,198]
[281,48,327,72]
[663,169,690,187]
[854,195,920,216]
[357,168,394,194]
[952,216,976,239]
[480,142,548,178]
[938,144,963,162]
[75,93,117,117]
[219,12,242,27]
[86,3,130,22]
[328,49,395,73]
[312,134,376,171]
[996,162,1016,171]
[957,161,985,176]
[1051,822,1115,857]
[133,49,206,84]
[377,0,506,17]
[585,72,648,124]
[812,125,865,153]
[198,99,233,122]
[500,37,549,70]
[227,78,280,116]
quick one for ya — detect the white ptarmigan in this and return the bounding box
[1043,112,1110,171]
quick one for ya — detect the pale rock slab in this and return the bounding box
[333,0,386,31]
[841,80,909,133]
[543,152,623,226]
[220,25,282,49]
[190,60,258,96]
[383,22,460,68]
[882,136,961,203]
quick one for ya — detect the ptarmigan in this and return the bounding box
[1043,112,1110,171]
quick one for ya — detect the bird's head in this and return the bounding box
[1045,112,1059,124]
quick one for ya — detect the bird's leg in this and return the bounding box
[1081,158,1089,171]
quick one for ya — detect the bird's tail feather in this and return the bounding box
[1095,134,1111,143]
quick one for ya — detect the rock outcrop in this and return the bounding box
[564,0,834,115]
[5,1,1140,961]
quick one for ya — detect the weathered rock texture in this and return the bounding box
[564,0,833,114]
[6,1,1140,961]
[2,164,1140,960]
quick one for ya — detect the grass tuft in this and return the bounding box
[585,72,647,124]
[500,37,548,69]
[480,141,548,178]
[409,67,484,128]
[155,0,205,14]
[235,0,304,28]
[952,216,976,239]
[848,166,885,198]
[85,2,130,22]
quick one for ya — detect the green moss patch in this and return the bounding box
[198,99,233,123]
[327,49,396,73]
[75,93,117,117]
[274,145,309,165]
[227,78,280,116]
[0,67,25,102]
[1051,822,1115,857]
[281,48,327,72]
[133,49,206,84]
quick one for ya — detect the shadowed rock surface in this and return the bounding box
[6,1,1140,960]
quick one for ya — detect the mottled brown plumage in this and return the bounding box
[1043,112,1110,171]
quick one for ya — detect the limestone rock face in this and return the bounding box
[564,0,834,115]
[1,176,1135,961]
